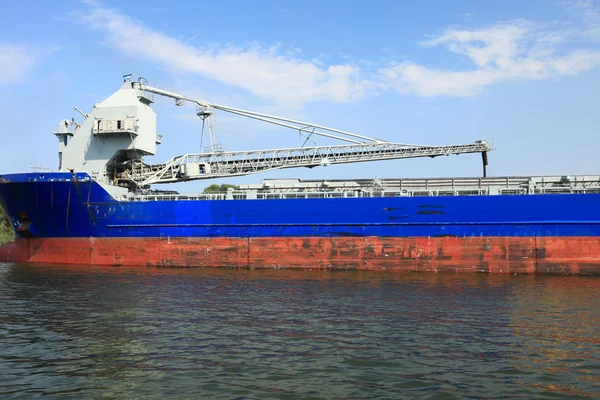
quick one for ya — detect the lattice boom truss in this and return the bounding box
[119,141,492,186]
[114,81,493,188]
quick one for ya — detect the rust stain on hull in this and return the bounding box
[1,236,600,275]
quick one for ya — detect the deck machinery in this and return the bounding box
[54,76,492,193]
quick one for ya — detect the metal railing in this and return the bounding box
[30,166,52,172]
[127,175,600,202]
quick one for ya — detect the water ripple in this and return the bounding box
[1,263,599,399]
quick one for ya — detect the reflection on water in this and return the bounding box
[1,263,599,399]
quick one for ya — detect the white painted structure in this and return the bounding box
[53,77,159,195]
[53,76,493,195]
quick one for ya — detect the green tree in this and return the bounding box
[202,184,239,194]
[0,205,14,245]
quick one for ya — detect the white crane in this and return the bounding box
[117,79,493,188]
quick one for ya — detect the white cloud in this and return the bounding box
[78,2,600,101]
[379,20,600,97]
[380,63,501,97]
[565,0,600,40]
[0,44,37,86]
[79,3,372,105]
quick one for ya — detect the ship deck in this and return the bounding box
[133,175,600,201]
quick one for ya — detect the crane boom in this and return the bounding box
[138,83,387,145]
[119,141,492,186]
[114,79,494,188]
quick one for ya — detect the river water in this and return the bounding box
[0,263,599,399]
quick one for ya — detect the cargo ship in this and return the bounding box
[1,75,599,274]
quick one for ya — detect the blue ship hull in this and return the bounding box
[1,172,599,274]
[0,172,599,238]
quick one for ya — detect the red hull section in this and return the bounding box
[1,236,600,275]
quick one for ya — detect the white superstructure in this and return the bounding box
[53,76,493,194]
[53,76,159,195]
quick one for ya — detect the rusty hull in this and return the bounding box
[1,236,600,275]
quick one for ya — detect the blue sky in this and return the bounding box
[1,0,600,190]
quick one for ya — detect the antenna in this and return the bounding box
[122,73,133,82]
[73,106,89,118]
